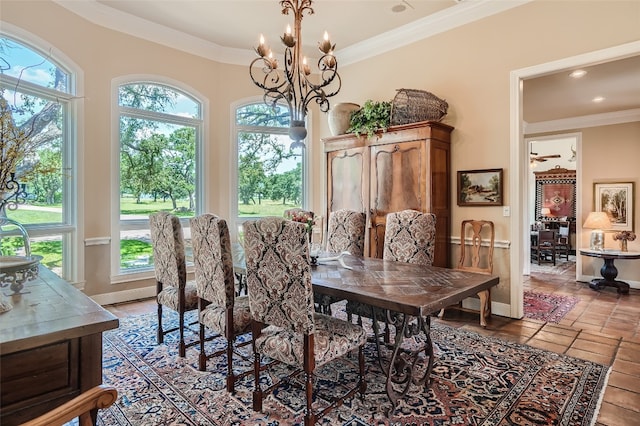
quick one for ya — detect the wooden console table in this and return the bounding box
[0,266,119,425]
[579,249,640,294]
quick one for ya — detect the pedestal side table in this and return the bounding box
[579,249,640,294]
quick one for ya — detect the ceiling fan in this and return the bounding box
[530,151,561,163]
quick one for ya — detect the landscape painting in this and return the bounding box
[457,169,503,206]
[594,182,634,231]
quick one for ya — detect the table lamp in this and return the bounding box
[583,212,612,251]
[540,207,551,218]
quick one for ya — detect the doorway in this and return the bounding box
[509,40,640,320]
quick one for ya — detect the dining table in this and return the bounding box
[232,246,500,411]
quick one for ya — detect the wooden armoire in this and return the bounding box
[322,121,454,267]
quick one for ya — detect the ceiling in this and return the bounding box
[55,0,640,126]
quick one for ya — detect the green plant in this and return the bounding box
[346,100,392,138]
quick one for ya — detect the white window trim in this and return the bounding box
[229,97,313,241]
[1,22,84,285]
[110,75,208,282]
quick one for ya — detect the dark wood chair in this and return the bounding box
[244,217,366,426]
[149,211,199,357]
[531,229,557,265]
[556,224,571,261]
[190,214,253,393]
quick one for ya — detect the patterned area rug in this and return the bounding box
[530,257,576,275]
[96,306,607,426]
[524,291,580,323]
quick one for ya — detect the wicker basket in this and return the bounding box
[390,89,448,125]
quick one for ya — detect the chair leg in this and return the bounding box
[252,350,263,412]
[477,290,490,328]
[198,323,206,372]
[157,303,164,344]
[304,370,315,426]
[358,346,366,398]
[226,335,235,394]
[178,311,186,357]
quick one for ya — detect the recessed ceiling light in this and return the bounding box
[391,4,406,13]
[592,96,605,103]
[569,70,587,78]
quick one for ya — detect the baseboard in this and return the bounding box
[91,286,155,306]
[461,298,511,318]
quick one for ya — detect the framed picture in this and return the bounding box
[457,168,503,206]
[594,182,634,231]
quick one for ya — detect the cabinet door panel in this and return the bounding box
[370,141,425,257]
[327,147,366,213]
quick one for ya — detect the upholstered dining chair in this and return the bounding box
[325,209,366,256]
[346,210,436,346]
[314,209,367,314]
[244,217,366,426]
[149,211,199,357]
[439,220,495,327]
[189,214,253,393]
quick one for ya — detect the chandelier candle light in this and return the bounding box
[249,0,341,149]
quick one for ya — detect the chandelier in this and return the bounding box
[249,0,341,149]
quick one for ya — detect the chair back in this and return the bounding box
[458,220,494,274]
[190,214,235,308]
[325,209,366,255]
[538,229,556,247]
[149,211,187,289]
[244,217,315,334]
[383,209,436,265]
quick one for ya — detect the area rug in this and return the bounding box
[524,290,580,323]
[96,307,608,426]
[530,257,576,275]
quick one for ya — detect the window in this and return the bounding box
[115,82,202,276]
[234,102,306,226]
[0,35,76,280]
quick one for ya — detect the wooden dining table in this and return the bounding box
[233,248,500,411]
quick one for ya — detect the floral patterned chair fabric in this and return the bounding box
[325,209,366,256]
[244,216,366,424]
[190,214,252,393]
[346,210,437,351]
[314,209,366,315]
[383,209,437,265]
[149,211,198,357]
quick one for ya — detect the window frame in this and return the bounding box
[230,98,312,239]
[0,29,81,284]
[111,78,205,281]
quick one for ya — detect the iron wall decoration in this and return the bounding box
[457,169,503,206]
[534,167,576,222]
[594,182,634,232]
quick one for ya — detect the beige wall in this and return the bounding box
[2,1,639,306]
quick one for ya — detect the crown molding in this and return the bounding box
[338,0,533,66]
[524,108,640,135]
[53,0,532,67]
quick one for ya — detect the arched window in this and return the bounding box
[233,102,307,231]
[0,34,76,280]
[115,81,202,276]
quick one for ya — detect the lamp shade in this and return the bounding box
[583,212,612,230]
[540,207,551,216]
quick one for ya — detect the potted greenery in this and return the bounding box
[346,100,392,138]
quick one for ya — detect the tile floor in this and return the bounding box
[104,260,640,426]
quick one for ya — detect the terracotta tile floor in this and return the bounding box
[105,261,640,425]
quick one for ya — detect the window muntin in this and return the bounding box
[235,103,305,221]
[1,35,74,279]
[116,82,202,275]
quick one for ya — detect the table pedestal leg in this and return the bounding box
[589,258,630,294]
